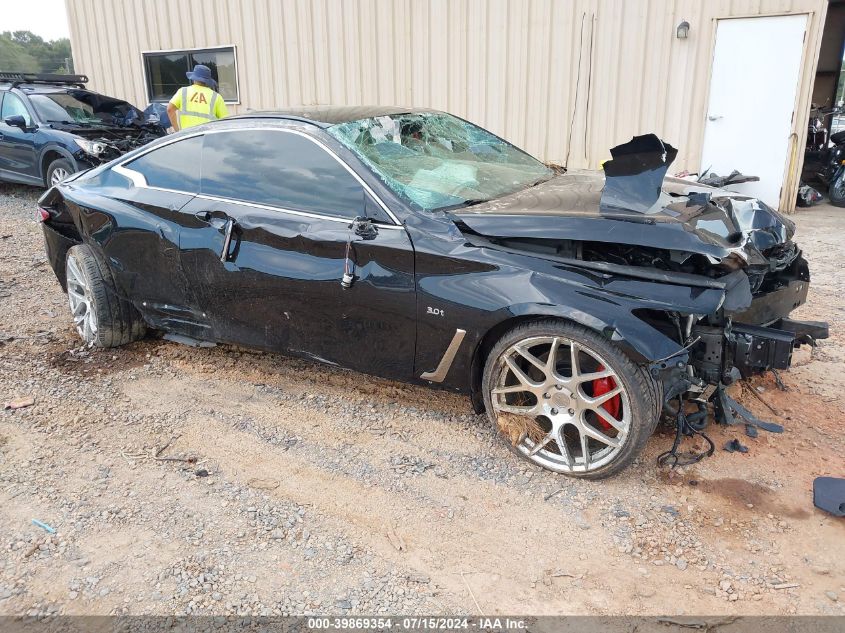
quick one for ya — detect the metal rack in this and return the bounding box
[0,72,89,88]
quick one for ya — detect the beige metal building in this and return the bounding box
[66,0,838,211]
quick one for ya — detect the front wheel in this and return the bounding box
[482,320,660,479]
[829,170,845,207]
[45,158,74,188]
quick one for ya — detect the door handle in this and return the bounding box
[195,210,232,231]
[708,114,723,121]
[192,210,238,262]
[220,218,235,263]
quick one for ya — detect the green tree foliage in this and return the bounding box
[0,31,72,73]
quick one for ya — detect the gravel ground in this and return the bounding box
[0,182,843,617]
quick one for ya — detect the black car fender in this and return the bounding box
[462,299,694,414]
[420,255,724,393]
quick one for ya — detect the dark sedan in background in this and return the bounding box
[36,106,826,478]
[0,73,165,188]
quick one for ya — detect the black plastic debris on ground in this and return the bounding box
[813,477,845,517]
[713,386,784,433]
[723,438,749,453]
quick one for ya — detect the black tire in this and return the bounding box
[65,244,146,348]
[45,158,75,188]
[482,319,661,479]
[829,171,845,208]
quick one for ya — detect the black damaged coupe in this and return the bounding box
[38,106,826,478]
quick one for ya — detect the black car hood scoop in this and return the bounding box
[454,134,795,265]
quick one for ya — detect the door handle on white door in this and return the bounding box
[708,114,723,121]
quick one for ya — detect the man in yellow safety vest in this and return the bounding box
[166,64,228,132]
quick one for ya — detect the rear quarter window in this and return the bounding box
[123,135,203,191]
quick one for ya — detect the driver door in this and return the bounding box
[0,92,39,182]
[177,127,417,380]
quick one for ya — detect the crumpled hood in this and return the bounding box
[64,89,145,127]
[44,89,165,134]
[454,134,794,266]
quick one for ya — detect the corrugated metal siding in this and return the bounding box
[66,0,827,210]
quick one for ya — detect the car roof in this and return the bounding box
[228,105,435,128]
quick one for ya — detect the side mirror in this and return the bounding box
[3,115,29,131]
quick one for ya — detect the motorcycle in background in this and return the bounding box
[802,104,845,207]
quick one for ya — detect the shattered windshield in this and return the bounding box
[29,91,139,126]
[328,112,552,211]
[30,93,101,124]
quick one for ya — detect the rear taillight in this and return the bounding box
[36,207,50,222]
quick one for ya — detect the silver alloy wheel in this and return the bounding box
[50,166,70,186]
[491,336,631,474]
[66,255,97,342]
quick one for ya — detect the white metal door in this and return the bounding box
[701,15,807,208]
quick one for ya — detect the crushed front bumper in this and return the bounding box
[729,318,828,378]
[690,253,828,384]
[690,319,829,384]
[728,255,810,326]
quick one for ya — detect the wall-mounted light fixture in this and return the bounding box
[676,20,690,39]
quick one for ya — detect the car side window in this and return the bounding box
[201,129,365,219]
[123,135,203,191]
[1,93,32,126]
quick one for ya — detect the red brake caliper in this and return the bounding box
[592,364,621,431]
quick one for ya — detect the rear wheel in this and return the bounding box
[829,170,845,207]
[482,320,660,479]
[65,244,146,347]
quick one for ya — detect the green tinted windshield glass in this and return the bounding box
[29,93,100,124]
[328,112,552,211]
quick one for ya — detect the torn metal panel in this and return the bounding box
[600,133,678,214]
[455,168,795,270]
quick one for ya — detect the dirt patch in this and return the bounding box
[688,478,811,520]
[47,339,161,376]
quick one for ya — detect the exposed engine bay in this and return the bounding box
[38,88,167,162]
[452,134,829,464]
[71,127,163,162]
